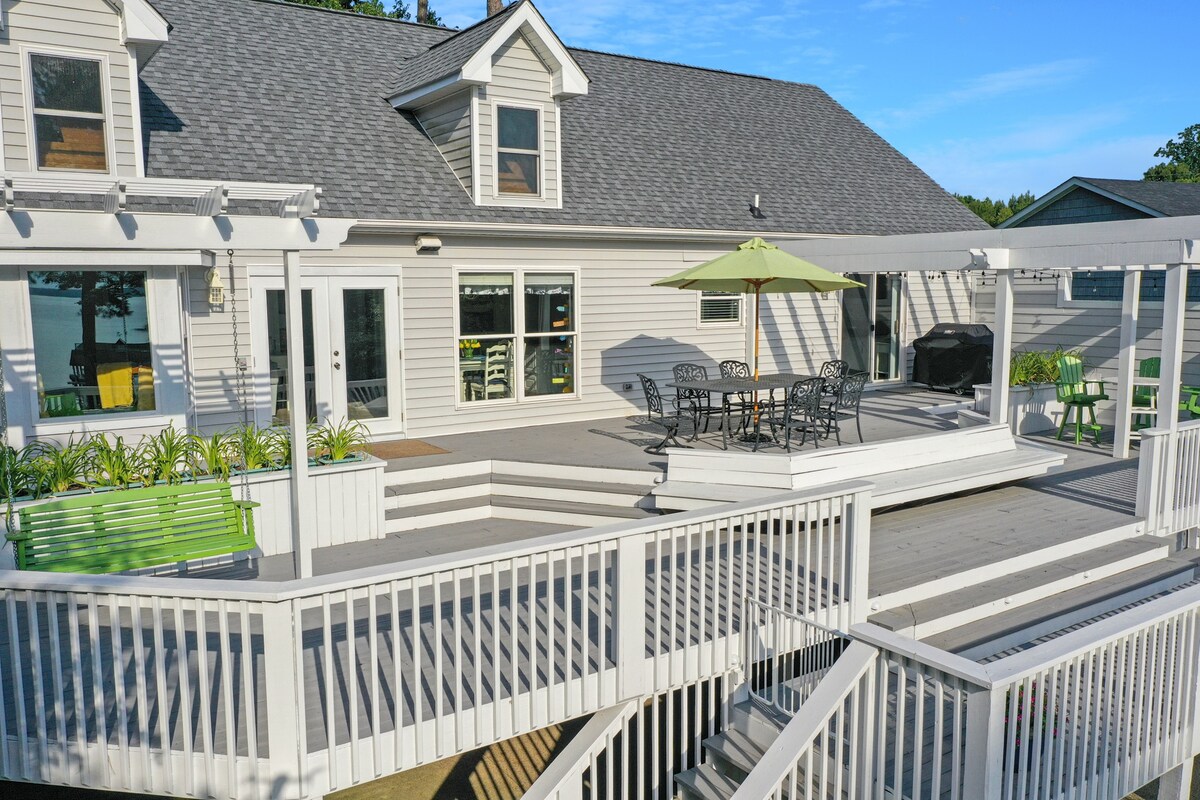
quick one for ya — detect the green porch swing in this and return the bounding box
[2,253,260,574]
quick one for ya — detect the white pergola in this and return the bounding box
[0,172,357,579]
[776,214,1200,460]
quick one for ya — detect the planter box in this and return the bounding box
[0,455,387,570]
[974,383,1116,436]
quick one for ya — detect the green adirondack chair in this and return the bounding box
[1055,354,1109,445]
[1132,357,1160,431]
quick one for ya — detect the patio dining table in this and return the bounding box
[667,372,815,451]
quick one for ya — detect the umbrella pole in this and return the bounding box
[752,286,761,428]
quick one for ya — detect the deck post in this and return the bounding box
[1114,269,1143,459]
[961,684,1006,800]
[1158,758,1195,800]
[847,486,872,626]
[989,256,1013,428]
[284,248,314,579]
[614,535,648,701]
[261,599,304,799]
[1156,264,1187,532]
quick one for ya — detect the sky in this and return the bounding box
[430,0,1196,200]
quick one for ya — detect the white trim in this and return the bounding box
[452,265,581,410]
[458,3,589,99]
[127,46,146,176]
[388,73,474,110]
[491,99,545,201]
[22,45,116,175]
[469,87,482,201]
[0,250,212,267]
[353,219,844,242]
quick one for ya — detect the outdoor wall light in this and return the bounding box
[415,234,442,253]
[205,265,226,306]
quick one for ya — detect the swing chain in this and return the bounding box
[0,344,14,531]
[227,249,251,504]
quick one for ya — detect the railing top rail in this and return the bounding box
[0,479,875,603]
[983,580,1200,686]
[1139,418,1200,438]
[746,596,849,638]
[849,622,993,687]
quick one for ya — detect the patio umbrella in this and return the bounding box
[652,237,864,380]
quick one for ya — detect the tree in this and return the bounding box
[954,191,1036,228]
[1143,124,1200,182]
[288,0,441,24]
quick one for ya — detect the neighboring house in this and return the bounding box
[975,177,1200,384]
[0,0,984,447]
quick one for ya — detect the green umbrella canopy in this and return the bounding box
[653,237,864,294]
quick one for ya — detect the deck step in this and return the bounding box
[491,495,658,526]
[702,727,772,781]
[675,763,740,800]
[385,496,491,533]
[926,554,1200,659]
[384,473,491,510]
[490,473,653,507]
[869,536,1170,639]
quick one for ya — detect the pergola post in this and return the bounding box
[1113,270,1143,458]
[283,249,314,579]
[1160,264,1187,435]
[989,254,1013,428]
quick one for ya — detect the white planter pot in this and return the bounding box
[1,455,387,570]
[974,383,1064,435]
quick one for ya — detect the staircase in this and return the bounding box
[675,699,789,800]
[384,459,662,532]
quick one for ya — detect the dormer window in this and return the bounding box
[30,53,108,172]
[496,105,540,195]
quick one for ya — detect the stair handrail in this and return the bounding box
[519,700,640,800]
[731,640,879,800]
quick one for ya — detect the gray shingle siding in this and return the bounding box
[1013,187,1152,227]
[140,0,985,235]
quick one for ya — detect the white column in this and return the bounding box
[1113,270,1143,458]
[989,256,1014,428]
[1158,758,1195,800]
[284,249,313,579]
[1160,264,1188,435]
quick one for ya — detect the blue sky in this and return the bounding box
[432,0,1195,199]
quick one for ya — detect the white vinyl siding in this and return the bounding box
[184,260,254,434]
[0,0,139,175]
[905,272,973,378]
[415,90,473,197]
[476,31,560,209]
[754,291,841,376]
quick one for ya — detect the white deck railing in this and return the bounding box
[1137,419,1200,538]
[0,481,872,799]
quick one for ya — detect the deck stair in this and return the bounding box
[675,700,791,800]
[383,459,660,532]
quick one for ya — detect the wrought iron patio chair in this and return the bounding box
[817,371,868,445]
[768,377,825,452]
[819,359,850,396]
[719,359,759,430]
[638,374,690,454]
[673,363,720,439]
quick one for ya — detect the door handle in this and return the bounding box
[334,362,341,370]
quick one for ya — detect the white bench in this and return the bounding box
[651,424,1067,511]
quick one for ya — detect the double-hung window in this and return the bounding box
[30,53,108,172]
[496,106,540,195]
[28,270,156,418]
[699,291,742,325]
[457,270,576,403]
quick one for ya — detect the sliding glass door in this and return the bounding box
[841,273,904,382]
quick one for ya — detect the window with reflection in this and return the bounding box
[30,53,107,171]
[29,270,155,417]
[457,271,576,402]
[497,106,540,195]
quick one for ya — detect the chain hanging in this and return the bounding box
[0,343,15,531]
[227,249,252,504]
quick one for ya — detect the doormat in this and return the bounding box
[368,439,450,459]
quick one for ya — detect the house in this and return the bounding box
[0,0,984,449]
[5,2,1200,800]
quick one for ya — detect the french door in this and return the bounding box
[841,273,904,382]
[250,275,403,436]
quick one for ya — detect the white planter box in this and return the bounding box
[974,383,1116,435]
[1,455,387,570]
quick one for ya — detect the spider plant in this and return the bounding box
[0,443,44,502]
[35,438,95,495]
[1009,348,1080,387]
[189,431,233,481]
[138,426,195,485]
[311,419,370,463]
[233,424,281,473]
[89,435,142,490]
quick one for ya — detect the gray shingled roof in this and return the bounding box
[384,0,521,99]
[1081,178,1200,218]
[140,0,986,235]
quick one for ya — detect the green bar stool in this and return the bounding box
[1055,354,1108,445]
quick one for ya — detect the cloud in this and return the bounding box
[879,58,1092,127]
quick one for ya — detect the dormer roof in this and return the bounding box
[109,0,172,62]
[385,0,588,109]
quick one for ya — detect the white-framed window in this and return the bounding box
[27,269,157,419]
[496,105,541,196]
[699,291,742,326]
[456,269,577,404]
[1067,270,1200,305]
[27,51,109,172]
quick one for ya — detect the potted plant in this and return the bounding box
[311,419,370,464]
[975,348,1085,435]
